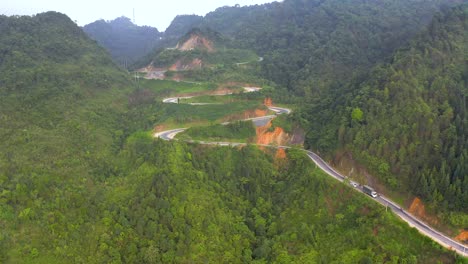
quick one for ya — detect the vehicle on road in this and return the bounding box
[351,181,358,188]
[363,185,378,198]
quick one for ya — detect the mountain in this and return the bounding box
[0,10,463,263]
[0,11,131,262]
[303,4,468,224]
[164,14,203,40]
[156,0,468,221]
[138,28,258,80]
[162,0,463,95]
[83,16,161,65]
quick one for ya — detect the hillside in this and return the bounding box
[83,16,161,65]
[154,0,468,227]
[0,11,132,262]
[162,0,463,95]
[138,28,258,80]
[302,4,468,228]
[0,11,463,263]
[164,14,203,40]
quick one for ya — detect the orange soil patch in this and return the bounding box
[275,148,287,159]
[177,34,215,52]
[264,97,273,107]
[408,197,426,218]
[408,197,441,226]
[455,230,468,243]
[256,121,289,145]
[252,109,268,118]
[169,58,203,71]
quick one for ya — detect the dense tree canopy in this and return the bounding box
[159,0,462,95]
[83,17,161,65]
[0,5,467,263]
[302,4,468,219]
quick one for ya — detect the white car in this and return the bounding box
[351,182,358,188]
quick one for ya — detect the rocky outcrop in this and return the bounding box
[256,121,290,146]
[176,34,215,52]
[169,58,203,71]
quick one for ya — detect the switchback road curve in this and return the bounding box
[155,89,468,257]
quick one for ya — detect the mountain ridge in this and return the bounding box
[83,16,161,65]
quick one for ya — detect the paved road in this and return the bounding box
[269,106,292,115]
[155,91,468,257]
[304,150,468,256]
[154,128,188,140]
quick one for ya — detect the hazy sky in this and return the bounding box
[1,0,277,31]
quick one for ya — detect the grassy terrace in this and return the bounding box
[139,79,218,97]
[180,93,257,104]
[176,120,257,143]
[155,102,268,129]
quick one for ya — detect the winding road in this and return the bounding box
[154,88,468,257]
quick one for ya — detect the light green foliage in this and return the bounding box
[0,5,466,264]
[139,79,217,97]
[159,102,266,124]
[178,120,256,142]
[351,107,364,122]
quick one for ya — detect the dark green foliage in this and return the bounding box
[83,16,161,65]
[86,141,456,263]
[164,15,203,39]
[0,6,466,264]
[303,5,468,217]
[161,0,459,96]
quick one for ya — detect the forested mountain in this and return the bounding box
[303,4,468,222]
[0,11,461,263]
[164,15,203,40]
[139,28,258,71]
[0,11,131,261]
[154,0,468,223]
[162,0,463,95]
[83,17,161,65]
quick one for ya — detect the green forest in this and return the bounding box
[1,0,468,263]
[83,17,161,65]
[142,0,468,228]
[301,4,468,226]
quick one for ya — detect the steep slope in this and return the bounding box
[163,14,203,40]
[304,4,467,225]
[0,11,463,263]
[83,16,161,65]
[139,28,258,78]
[0,11,131,262]
[175,28,219,52]
[161,0,463,96]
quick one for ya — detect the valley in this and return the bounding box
[153,79,468,257]
[0,1,467,263]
